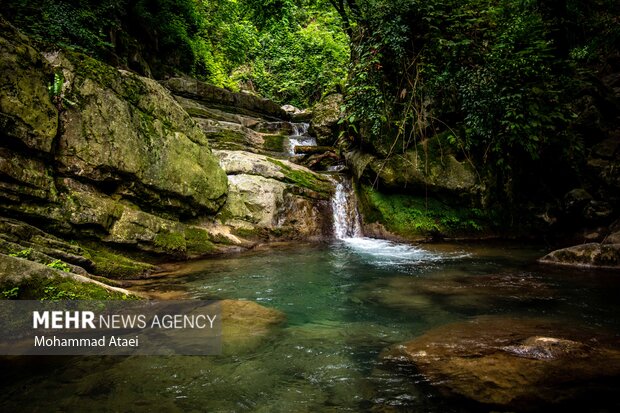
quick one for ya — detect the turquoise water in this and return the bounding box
[1,240,620,412]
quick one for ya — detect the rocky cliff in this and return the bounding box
[0,18,332,290]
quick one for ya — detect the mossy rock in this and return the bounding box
[83,245,155,279]
[266,158,332,195]
[0,253,136,300]
[262,135,286,152]
[0,17,58,153]
[358,184,492,239]
[56,50,228,215]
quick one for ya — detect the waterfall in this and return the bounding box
[331,176,363,239]
[288,123,316,156]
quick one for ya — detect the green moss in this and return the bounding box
[154,231,187,254]
[266,158,332,194]
[262,135,286,152]
[84,246,155,279]
[358,185,492,238]
[205,129,247,144]
[2,275,134,300]
[185,227,217,256]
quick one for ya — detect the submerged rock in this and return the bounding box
[539,242,620,269]
[381,316,620,410]
[221,299,286,354]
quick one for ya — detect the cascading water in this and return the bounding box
[329,175,463,266]
[288,123,316,156]
[331,176,363,239]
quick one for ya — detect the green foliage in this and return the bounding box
[337,0,619,203]
[242,4,349,106]
[46,259,71,272]
[1,287,20,299]
[6,0,349,106]
[8,248,32,259]
[359,185,491,238]
[42,285,78,301]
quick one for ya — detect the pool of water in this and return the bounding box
[1,239,620,412]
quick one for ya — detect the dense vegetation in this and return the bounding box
[4,0,619,218]
[333,0,620,205]
[4,0,349,107]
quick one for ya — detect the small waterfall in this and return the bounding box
[331,176,363,239]
[288,122,316,156]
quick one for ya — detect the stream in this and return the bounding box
[1,177,620,412]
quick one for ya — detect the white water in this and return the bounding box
[331,176,363,239]
[330,176,467,266]
[288,123,316,156]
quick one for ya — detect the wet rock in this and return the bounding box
[355,273,555,315]
[381,316,620,410]
[539,242,620,269]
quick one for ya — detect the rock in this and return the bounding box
[0,18,58,153]
[583,200,614,221]
[382,316,620,410]
[309,93,342,145]
[214,150,333,196]
[162,77,288,120]
[281,104,301,115]
[214,150,333,240]
[55,53,228,216]
[0,253,136,299]
[605,231,620,244]
[355,273,555,316]
[539,242,620,269]
[346,143,477,197]
[294,145,335,155]
[563,188,593,214]
[220,299,286,354]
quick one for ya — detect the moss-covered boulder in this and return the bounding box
[309,93,342,146]
[52,52,228,216]
[347,143,478,198]
[0,18,58,153]
[357,184,492,240]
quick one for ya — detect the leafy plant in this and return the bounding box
[41,285,78,301]
[9,248,32,259]
[1,287,20,299]
[46,259,71,272]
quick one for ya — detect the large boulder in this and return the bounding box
[54,53,228,216]
[214,150,333,240]
[382,316,620,410]
[347,143,478,197]
[309,93,342,145]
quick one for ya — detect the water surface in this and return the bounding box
[1,240,619,412]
